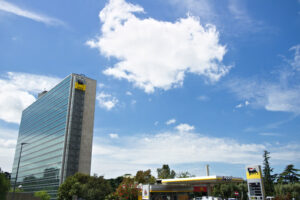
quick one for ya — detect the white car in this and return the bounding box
[201,197,222,200]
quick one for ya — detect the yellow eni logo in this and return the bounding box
[246,166,262,180]
[75,81,86,91]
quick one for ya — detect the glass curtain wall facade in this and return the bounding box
[11,74,96,199]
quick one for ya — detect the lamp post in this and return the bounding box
[12,142,28,200]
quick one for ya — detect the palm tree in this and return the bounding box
[278,164,300,184]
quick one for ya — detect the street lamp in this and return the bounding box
[12,142,28,200]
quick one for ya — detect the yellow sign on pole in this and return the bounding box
[246,166,262,180]
[246,165,265,200]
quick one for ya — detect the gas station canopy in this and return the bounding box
[159,175,244,185]
[141,176,244,199]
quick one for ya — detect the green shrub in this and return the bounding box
[34,190,51,200]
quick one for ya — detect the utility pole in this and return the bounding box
[12,142,28,200]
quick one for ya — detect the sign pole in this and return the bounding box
[246,165,265,200]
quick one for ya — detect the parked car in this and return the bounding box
[201,197,222,200]
[266,197,274,200]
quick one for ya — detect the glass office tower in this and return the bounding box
[11,74,96,199]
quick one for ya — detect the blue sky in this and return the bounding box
[0,0,299,179]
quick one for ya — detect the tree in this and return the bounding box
[115,177,139,200]
[213,182,247,200]
[9,188,23,193]
[34,190,51,200]
[134,169,156,184]
[278,164,300,184]
[57,173,113,200]
[263,150,274,196]
[107,176,124,192]
[157,164,176,179]
[176,171,195,178]
[0,170,10,200]
[213,183,237,199]
[274,183,300,199]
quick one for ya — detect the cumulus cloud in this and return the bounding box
[0,127,18,172]
[96,92,118,110]
[0,0,64,26]
[166,118,176,125]
[87,0,230,93]
[109,133,119,139]
[91,129,300,178]
[0,72,61,124]
[175,123,195,132]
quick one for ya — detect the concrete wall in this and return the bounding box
[78,77,96,175]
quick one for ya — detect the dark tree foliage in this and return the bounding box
[213,182,247,200]
[107,176,124,192]
[0,168,10,200]
[263,150,274,196]
[278,164,300,184]
[177,171,195,178]
[157,164,176,179]
[134,169,156,184]
[57,173,113,200]
[115,177,139,200]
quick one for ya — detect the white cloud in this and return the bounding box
[259,132,282,137]
[235,100,250,109]
[197,95,209,101]
[96,92,118,110]
[245,100,250,106]
[126,91,132,96]
[229,45,300,114]
[0,0,64,26]
[0,72,61,124]
[0,138,16,148]
[166,118,176,125]
[154,121,159,126]
[98,83,105,88]
[109,133,119,139]
[0,127,18,172]
[87,0,230,93]
[229,78,300,114]
[228,0,251,22]
[131,99,137,105]
[175,123,194,132]
[235,103,243,108]
[290,44,300,70]
[227,0,264,33]
[91,129,300,178]
[167,0,215,23]
[169,0,266,36]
